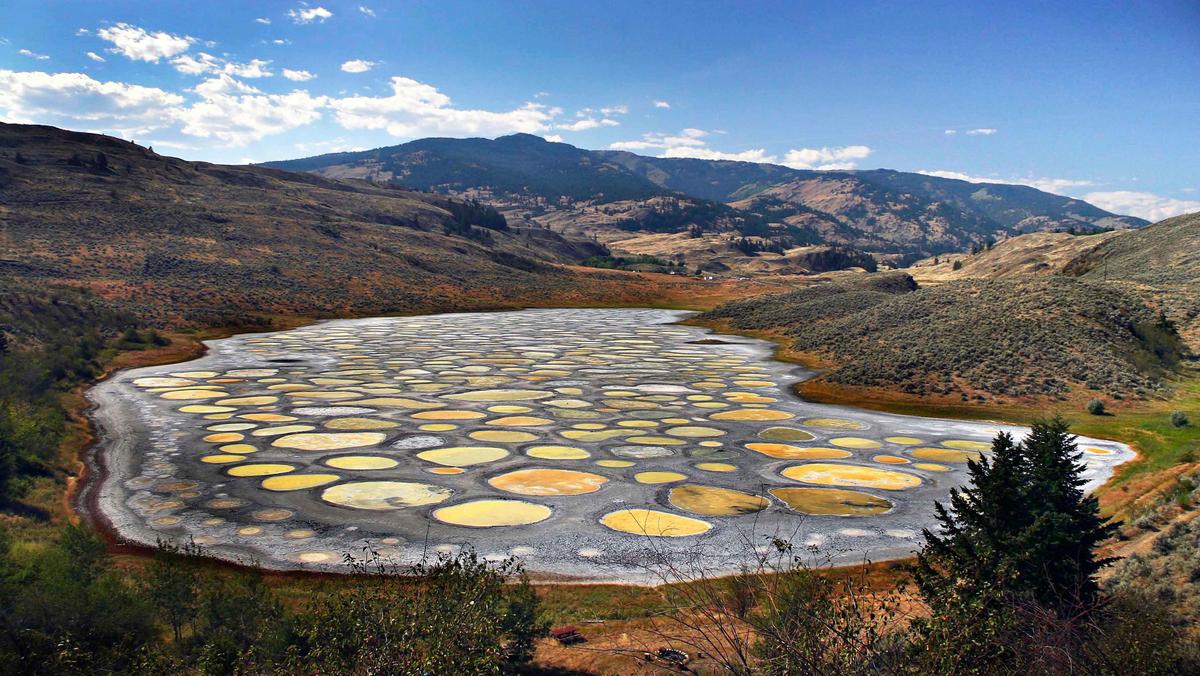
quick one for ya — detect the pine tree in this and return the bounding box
[915,432,1028,613]
[1018,417,1114,607]
[914,418,1115,666]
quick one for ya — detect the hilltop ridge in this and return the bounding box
[265,133,1146,263]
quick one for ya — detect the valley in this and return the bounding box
[0,122,1195,673]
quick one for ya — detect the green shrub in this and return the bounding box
[1171,411,1190,428]
[1087,398,1106,415]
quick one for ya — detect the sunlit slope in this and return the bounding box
[0,123,740,326]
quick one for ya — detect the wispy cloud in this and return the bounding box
[358,5,376,17]
[282,68,315,82]
[610,128,871,168]
[171,53,273,79]
[917,169,1092,196]
[288,5,333,24]
[255,17,271,25]
[653,100,670,109]
[1082,191,1200,221]
[556,117,619,131]
[85,51,106,63]
[965,127,997,136]
[18,48,50,60]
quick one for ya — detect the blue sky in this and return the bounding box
[1,1,1197,219]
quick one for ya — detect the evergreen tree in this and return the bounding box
[913,418,1115,669]
[1018,417,1114,607]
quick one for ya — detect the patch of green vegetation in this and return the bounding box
[0,281,137,506]
[536,584,669,625]
[0,529,548,675]
[581,254,678,271]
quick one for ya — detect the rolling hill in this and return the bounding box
[909,213,1200,346]
[0,123,761,329]
[702,272,1186,404]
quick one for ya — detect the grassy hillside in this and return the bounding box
[909,213,1200,348]
[909,230,1121,283]
[0,124,756,327]
[1066,211,1200,345]
[702,272,1186,403]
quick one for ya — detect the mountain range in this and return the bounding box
[265,133,1147,264]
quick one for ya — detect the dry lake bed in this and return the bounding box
[85,309,1133,583]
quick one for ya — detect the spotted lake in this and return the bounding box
[84,309,1133,583]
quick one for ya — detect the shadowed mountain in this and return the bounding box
[266,134,1145,259]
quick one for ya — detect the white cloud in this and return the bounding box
[176,84,326,145]
[288,5,333,24]
[965,128,997,136]
[97,23,194,63]
[19,49,50,60]
[944,129,957,135]
[358,5,376,16]
[556,117,619,131]
[917,170,1094,196]
[222,59,273,78]
[1081,191,1200,222]
[282,68,315,82]
[85,51,106,62]
[609,127,709,152]
[340,59,376,73]
[192,74,261,97]
[544,134,564,142]
[782,145,872,170]
[0,67,327,147]
[330,75,559,138]
[255,17,271,25]
[272,39,290,45]
[75,28,89,36]
[171,53,273,78]
[665,146,774,162]
[610,129,870,168]
[0,69,183,136]
[653,100,670,109]
[599,104,628,115]
[171,52,221,75]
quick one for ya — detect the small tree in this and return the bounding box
[500,574,548,670]
[146,539,203,643]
